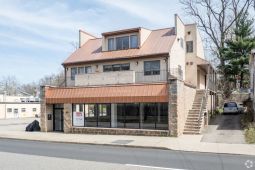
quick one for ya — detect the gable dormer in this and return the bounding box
[101,27,151,51]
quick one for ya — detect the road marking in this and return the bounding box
[125,164,188,170]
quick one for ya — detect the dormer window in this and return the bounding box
[108,38,115,51]
[107,34,138,51]
[130,35,138,48]
[116,36,129,50]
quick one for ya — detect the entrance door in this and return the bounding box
[53,105,64,132]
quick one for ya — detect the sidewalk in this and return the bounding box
[0,130,255,156]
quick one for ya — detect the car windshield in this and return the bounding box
[224,102,237,107]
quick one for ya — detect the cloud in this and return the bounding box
[99,0,181,27]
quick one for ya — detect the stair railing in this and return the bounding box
[197,74,210,125]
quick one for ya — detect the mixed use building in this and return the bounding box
[41,15,217,136]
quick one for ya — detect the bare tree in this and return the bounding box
[0,76,20,95]
[39,71,65,87]
[180,0,253,68]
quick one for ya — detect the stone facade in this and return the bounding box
[63,104,72,133]
[40,86,47,132]
[71,127,170,136]
[168,78,196,136]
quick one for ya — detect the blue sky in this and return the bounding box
[0,0,186,84]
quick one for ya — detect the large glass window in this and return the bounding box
[130,35,138,48]
[108,38,115,51]
[125,103,140,129]
[98,104,111,128]
[156,103,168,130]
[103,63,130,72]
[142,103,157,129]
[72,104,84,127]
[116,36,129,50]
[186,41,193,53]
[71,67,77,80]
[144,60,160,75]
[84,104,97,127]
[117,104,125,128]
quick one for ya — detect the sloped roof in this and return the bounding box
[63,28,176,65]
[45,83,168,103]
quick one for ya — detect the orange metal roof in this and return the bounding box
[63,28,176,65]
[45,83,168,104]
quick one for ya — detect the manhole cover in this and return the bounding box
[111,140,134,145]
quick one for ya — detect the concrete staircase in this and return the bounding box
[183,90,206,135]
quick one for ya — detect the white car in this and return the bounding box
[223,102,242,114]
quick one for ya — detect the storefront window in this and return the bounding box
[142,103,157,129]
[125,103,140,129]
[117,104,125,128]
[98,104,111,128]
[72,104,84,127]
[156,103,168,130]
[84,104,97,127]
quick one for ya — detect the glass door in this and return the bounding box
[53,105,64,132]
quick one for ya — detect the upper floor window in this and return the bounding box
[107,35,138,51]
[180,38,184,48]
[7,108,12,113]
[71,66,92,80]
[144,60,160,75]
[116,36,129,50]
[103,63,130,72]
[71,68,77,80]
[186,41,193,53]
[21,108,26,112]
[130,35,138,48]
[108,38,115,51]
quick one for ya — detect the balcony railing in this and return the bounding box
[66,70,175,87]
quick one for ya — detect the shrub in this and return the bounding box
[245,124,255,144]
[240,112,254,129]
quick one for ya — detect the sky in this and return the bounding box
[0,0,187,84]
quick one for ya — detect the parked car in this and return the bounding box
[223,102,243,114]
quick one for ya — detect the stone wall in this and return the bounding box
[63,104,72,133]
[71,127,170,136]
[168,78,196,136]
[40,86,47,132]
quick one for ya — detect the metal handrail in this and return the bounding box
[197,74,210,122]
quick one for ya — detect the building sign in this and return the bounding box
[73,112,84,126]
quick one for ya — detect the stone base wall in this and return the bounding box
[64,104,72,133]
[168,78,196,136]
[71,127,170,136]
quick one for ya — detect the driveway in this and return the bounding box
[201,114,245,144]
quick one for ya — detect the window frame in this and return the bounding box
[130,35,138,48]
[186,41,193,53]
[71,67,77,80]
[144,60,161,76]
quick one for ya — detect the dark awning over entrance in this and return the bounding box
[45,83,168,104]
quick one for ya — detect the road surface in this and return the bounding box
[0,138,254,170]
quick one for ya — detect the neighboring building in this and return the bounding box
[0,93,40,119]
[249,49,255,120]
[41,14,217,136]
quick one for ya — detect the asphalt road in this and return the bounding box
[0,138,254,170]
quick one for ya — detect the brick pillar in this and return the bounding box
[63,104,72,133]
[40,86,48,132]
[168,78,179,136]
